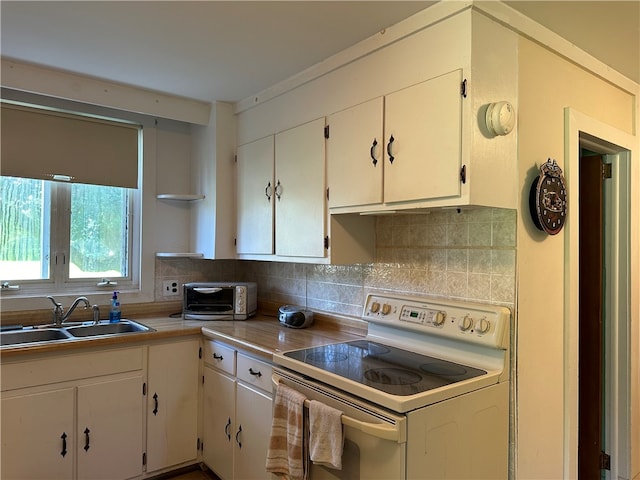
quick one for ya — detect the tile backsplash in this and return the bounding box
[156,207,516,317]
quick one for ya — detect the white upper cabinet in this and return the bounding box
[326,97,384,209]
[274,118,326,258]
[327,70,464,210]
[236,119,327,259]
[383,69,463,204]
[236,135,275,255]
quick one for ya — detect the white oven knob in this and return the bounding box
[381,304,392,315]
[370,302,380,313]
[458,315,474,332]
[476,318,491,334]
[434,311,446,326]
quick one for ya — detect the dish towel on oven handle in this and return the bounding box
[266,383,309,480]
[308,399,344,470]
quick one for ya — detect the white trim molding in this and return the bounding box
[563,107,638,480]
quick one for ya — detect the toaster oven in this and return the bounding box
[183,282,257,320]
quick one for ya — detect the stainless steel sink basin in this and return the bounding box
[65,320,153,337]
[0,328,73,346]
[0,319,154,346]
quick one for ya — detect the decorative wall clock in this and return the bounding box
[529,158,567,235]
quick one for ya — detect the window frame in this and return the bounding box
[1,174,139,296]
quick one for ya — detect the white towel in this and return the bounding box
[308,399,344,470]
[266,384,308,480]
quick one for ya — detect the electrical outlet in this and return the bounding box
[162,280,180,297]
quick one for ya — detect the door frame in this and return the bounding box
[564,108,638,479]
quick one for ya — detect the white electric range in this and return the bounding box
[272,292,511,479]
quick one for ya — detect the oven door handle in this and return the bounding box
[272,376,401,442]
[193,287,223,294]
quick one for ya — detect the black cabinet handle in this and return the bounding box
[153,392,159,416]
[83,428,90,452]
[275,180,283,200]
[235,425,242,449]
[275,181,282,200]
[387,135,395,164]
[213,353,223,360]
[224,417,232,441]
[370,138,378,166]
[60,432,67,457]
[265,182,272,201]
[248,367,262,378]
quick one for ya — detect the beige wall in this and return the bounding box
[516,37,636,479]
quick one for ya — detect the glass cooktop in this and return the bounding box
[283,340,487,396]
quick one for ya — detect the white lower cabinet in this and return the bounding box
[76,376,144,480]
[1,387,75,480]
[146,339,201,474]
[203,366,235,480]
[234,379,273,480]
[202,340,273,480]
[0,347,145,480]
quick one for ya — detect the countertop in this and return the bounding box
[200,315,366,360]
[0,311,367,360]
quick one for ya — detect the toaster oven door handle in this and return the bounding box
[193,287,223,294]
[272,375,401,442]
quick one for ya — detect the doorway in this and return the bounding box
[565,107,635,480]
[578,153,606,478]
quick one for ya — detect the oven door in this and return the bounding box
[273,368,407,480]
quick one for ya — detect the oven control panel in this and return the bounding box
[363,293,510,349]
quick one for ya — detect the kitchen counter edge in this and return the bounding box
[1,312,367,360]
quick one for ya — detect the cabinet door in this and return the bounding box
[146,340,200,473]
[327,97,384,208]
[384,69,463,203]
[77,376,144,480]
[203,367,236,480]
[234,382,273,480]
[275,118,326,258]
[237,136,275,255]
[1,388,74,480]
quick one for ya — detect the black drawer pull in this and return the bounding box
[213,353,223,360]
[153,392,159,416]
[248,367,262,378]
[83,428,90,452]
[61,432,67,457]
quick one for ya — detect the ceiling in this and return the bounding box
[1,1,638,105]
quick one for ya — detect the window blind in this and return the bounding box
[1,102,139,188]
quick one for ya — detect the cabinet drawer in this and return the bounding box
[203,340,235,375]
[236,353,273,393]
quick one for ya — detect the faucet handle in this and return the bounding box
[46,296,62,308]
[92,305,100,325]
[46,296,64,326]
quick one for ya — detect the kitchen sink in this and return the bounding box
[0,328,73,346]
[65,320,153,337]
[0,319,154,346]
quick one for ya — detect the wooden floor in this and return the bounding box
[160,465,220,480]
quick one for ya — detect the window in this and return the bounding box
[0,177,134,290]
[0,102,141,296]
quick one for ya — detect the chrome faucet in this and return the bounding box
[46,296,91,326]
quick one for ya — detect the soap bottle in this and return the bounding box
[109,291,121,323]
